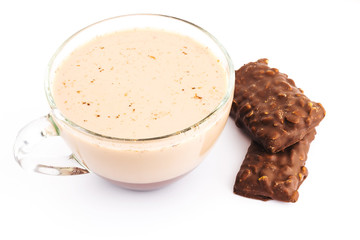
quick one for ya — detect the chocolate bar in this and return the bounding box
[233,129,316,202]
[231,59,325,153]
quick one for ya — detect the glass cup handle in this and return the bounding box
[13,114,89,176]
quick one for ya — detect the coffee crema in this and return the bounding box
[53,29,227,139]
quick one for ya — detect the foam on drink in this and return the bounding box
[53,29,227,139]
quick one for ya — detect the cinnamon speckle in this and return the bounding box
[193,93,202,99]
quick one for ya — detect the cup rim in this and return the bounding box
[45,13,234,142]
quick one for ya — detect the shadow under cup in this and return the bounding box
[15,14,235,190]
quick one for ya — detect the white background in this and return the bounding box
[1,0,359,239]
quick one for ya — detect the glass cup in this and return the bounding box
[13,14,234,190]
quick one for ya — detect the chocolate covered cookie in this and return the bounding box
[231,59,325,153]
[234,129,316,202]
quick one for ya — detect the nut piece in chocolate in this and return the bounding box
[231,59,325,153]
[233,129,316,202]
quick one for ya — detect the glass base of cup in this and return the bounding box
[100,173,189,191]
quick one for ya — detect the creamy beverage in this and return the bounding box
[13,15,233,190]
[53,29,227,139]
